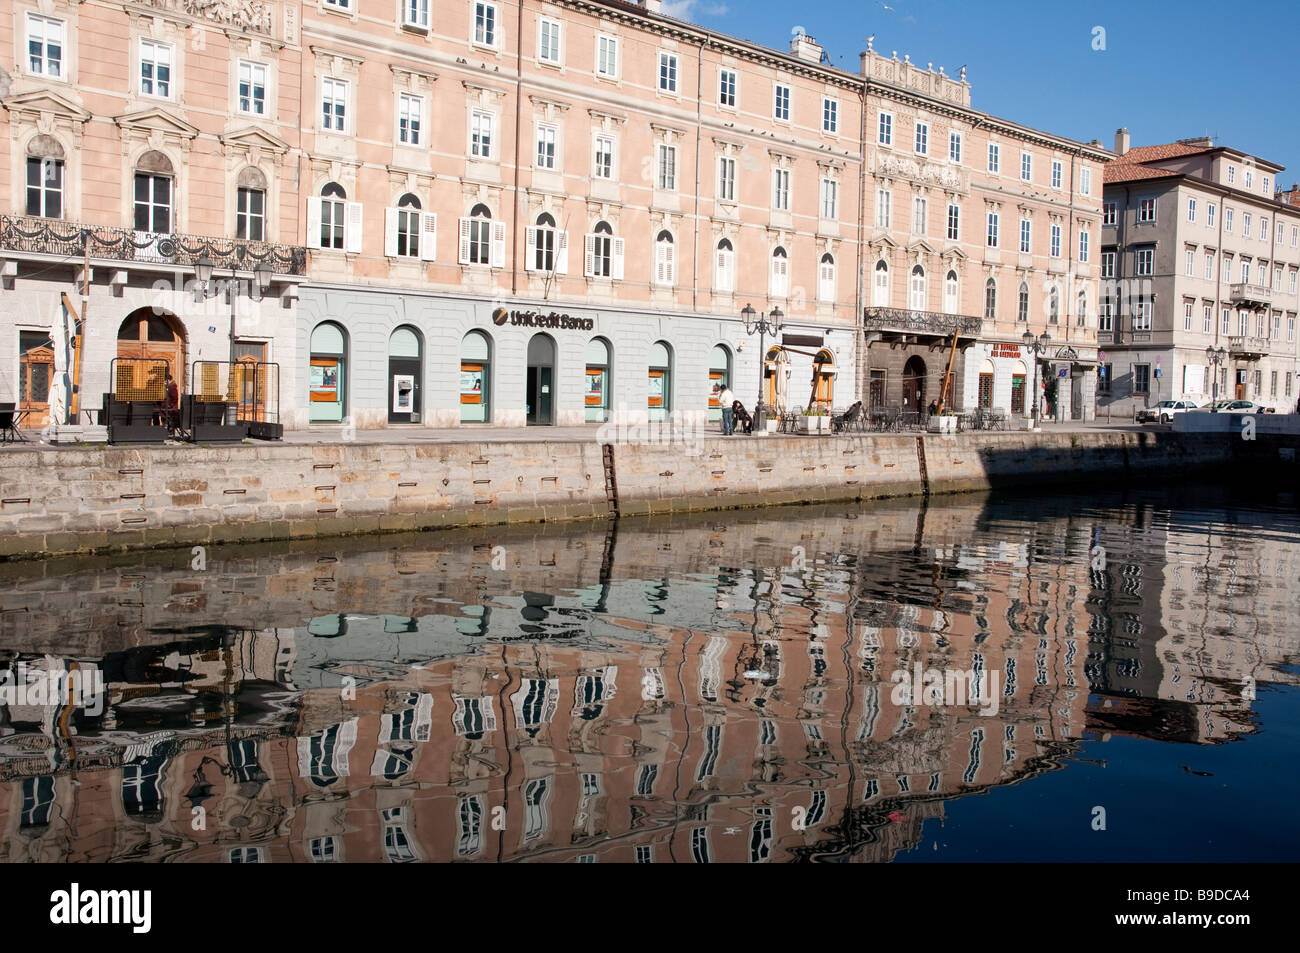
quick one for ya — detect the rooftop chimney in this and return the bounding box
[791,33,824,63]
[1114,128,1130,156]
[643,0,663,13]
[1278,183,1300,208]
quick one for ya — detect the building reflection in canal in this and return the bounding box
[0,489,1295,862]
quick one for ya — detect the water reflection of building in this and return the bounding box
[0,496,1296,862]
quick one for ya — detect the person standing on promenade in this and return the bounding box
[719,385,735,435]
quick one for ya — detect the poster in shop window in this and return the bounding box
[709,371,724,408]
[460,363,483,404]
[647,369,665,407]
[586,367,606,406]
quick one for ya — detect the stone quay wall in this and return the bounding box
[0,431,1258,560]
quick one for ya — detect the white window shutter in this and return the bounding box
[458,217,472,264]
[654,244,665,285]
[556,231,569,274]
[611,238,625,280]
[344,202,363,253]
[524,227,538,272]
[420,213,437,261]
[384,208,400,258]
[306,199,322,249]
[490,220,506,268]
[584,234,596,277]
[664,243,675,286]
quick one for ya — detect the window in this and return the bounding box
[1078,229,1089,262]
[1241,259,1250,283]
[1243,212,1252,236]
[653,231,675,287]
[914,122,928,155]
[398,93,422,145]
[1185,249,1195,276]
[140,40,173,98]
[1227,165,1236,184]
[1077,289,1088,328]
[1225,208,1234,232]
[26,14,64,78]
[719,69,736,107]
[823,98,838,133]
[388,192,424,258]
[473,3,498,46]
[1207,203,1216,227]
[878,113,893,145]
[872,259,889,306]
[1203,304,1212,334]
[943,270,958,314]
[659,52,678,92]
[535,124,557,169]
[1291,226,1298,248]
[238,61,267,115]
[1135,247,1154,276]
[538,18,561,63]
[315,182,349,251]
[26,156,63,219]
[1102,201,1117,226]
[949,132,962,164]
[1205,251,1214,279]
[1133,300,1152,332]
[1051,159,1063,190]
[1049,285,1060,323]
[584,221,622,279]
[459,203,503,267]
[594,135,614,180]
[1017,282,1029,322]
[911,196,927,234]
[770,247,790,298]
[134,171,172,233]
[1278,224,1285,245]
[875,189,891,229]
[322,77,347,132]
[774,84,790,121]
[772,168,790,211]
[1019,218,1031,254]
[1099,298,1113,333]
[1245,169,1254,190]
[597,35,618,77]
[715,239,735,293]
[909,265,926,310]
[1291,271,1298,295]
[1263,175,1270,194]
[718,156,736,202]
[987,211,999,247]
[1137,198,1156,223]
[987,143,1000,173]
[657,144,677,190]
[1101,251,1116,278]
[819,254,836,303]
[1097,363,1112,393]
[1183,301,1194,331]
[820,178,838,219]
[1187,198,1197,222]
[323,0,349,8]
[1271,370,1279,398]
[1020,152,1032,182]
[983,279,996,320]
[1132,364,1152,394]
[1290,315,1297,343]
[405,0,430,29]
[947,203,960,241]
[470,110,493,158]
[1260,217,1269,241]
[1080,167,1092,195]
[236,185,265,241]
[1222,255,1232,281]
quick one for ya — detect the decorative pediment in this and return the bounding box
[3,89,91,126]
[133,0,274,35]
[116,106,200,141]
[941,244,968,261]
[220,125,290,156]
[907,238,938,256]
[869,232,899,249]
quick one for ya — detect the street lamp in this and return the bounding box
[742,304,784,430]
[1022,329,1051,428]
[1204,346,1227,410]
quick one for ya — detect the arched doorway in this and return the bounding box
[585,337,611,423]
[526,333,555,425]
[812,349,835,411]
[708,344,732,423]
[460,330,491,422]
[764,346,789,411]
[1011,360,1027,414]
[309,321,347,423]
[117,309,185,396]
[901,355,926,411]
[388,326,422,423]
[978,359,995,409]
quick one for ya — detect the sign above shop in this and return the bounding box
[492,308,595,331]
[990,344,1022,358]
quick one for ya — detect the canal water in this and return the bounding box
[0,484,1296,863]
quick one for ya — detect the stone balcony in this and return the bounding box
[1227,336,1270,360]
[863,307,983,347]
[0,214,308,277]
[1229,282,1271,310]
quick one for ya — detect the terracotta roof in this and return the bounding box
[1102,141,1219,184]
[1104,163,1185,184]
[1115,142,1214,165]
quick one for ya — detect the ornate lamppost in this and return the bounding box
[1022,329,1051,429]
[741,304,784,431]
[1204,346,1227,410]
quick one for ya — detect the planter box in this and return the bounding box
[798,415,830,433]
[927,415,957,434]
[765,418,778,434]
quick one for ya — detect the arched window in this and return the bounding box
[909,264,926,311]
[708,344,732,422]
[391,192,421,258]
[26,134,65,219]
[309,321,348,423]
[654,230,675,287]
[715,238,735,293]
[235,167,267,241]
[770,246,790,298]
[1049,285,1060,324]
[134,151,174,233]
[461,203,496,266]
[1017,282,1030,323]
[460,330,492,423]
[585,220,621,279]
[984,278,997,321]
[944,269,959,314]
[648,340,673,420]
[819,253,836,303]
[873,259,889,307]
[1076,288,1088,328]
[317,182,347,250]
[529,212,562,273]
[585,337,612,423]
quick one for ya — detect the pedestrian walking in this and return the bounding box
[719,385,735,435]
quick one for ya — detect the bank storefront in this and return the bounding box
[293,288,855,430]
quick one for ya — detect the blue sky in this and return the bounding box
[667,0,1300,186]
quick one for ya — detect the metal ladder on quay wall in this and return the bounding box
[601,443,620,518]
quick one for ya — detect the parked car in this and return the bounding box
[1189,400,1265,414]
[1135,399,1200,424]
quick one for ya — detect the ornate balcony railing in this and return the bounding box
[1229,283,1271,309]
[1227,336,1270,359]
[863,307,983,337]
[0,215,307,276]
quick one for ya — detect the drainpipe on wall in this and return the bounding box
[509,0,525,296]
[855,77,867,404]
[692,36,704,313]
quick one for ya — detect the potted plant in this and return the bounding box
[798,405,829,433]
[927,411,958,434]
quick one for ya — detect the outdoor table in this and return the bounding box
[0,408,30,444]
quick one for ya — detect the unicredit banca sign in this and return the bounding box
[492,308,595,331]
